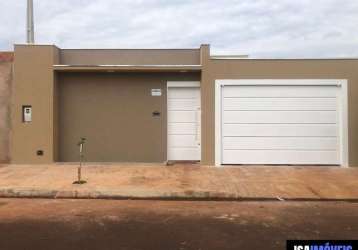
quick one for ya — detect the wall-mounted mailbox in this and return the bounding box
[23,106,32,122]
[151,89,162,96]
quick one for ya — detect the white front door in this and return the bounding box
[168,83,201,161]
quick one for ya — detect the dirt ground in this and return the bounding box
[2,164,358,200]
[0,199,357,250]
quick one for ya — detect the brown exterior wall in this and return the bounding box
[58,72,199,162]
[200,54,358,166]
[0,52,13,163]
[10,45,60,164]
[10,45,200,164]
[60,49,201,66]
[10,44,358,166]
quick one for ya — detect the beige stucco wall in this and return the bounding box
[10,45,60,163]
[0,53,13,163]
[60,49,201,65]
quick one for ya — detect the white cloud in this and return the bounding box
[0,0,357,58]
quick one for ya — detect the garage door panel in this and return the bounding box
[168,123,196,135]
[168,99,200,111]
[223,85,337,98]
[223,137,338,150]
[223,111,337,124]
[220,82,343,165]
[222,150,340,165]
[168,111,197,123]
[222,124,338,137]
[223,97,337,111]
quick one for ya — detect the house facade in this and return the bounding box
[7,44,358,167]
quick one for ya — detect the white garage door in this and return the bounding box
[218,80,348,165]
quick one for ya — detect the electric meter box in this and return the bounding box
[23,106,32,122]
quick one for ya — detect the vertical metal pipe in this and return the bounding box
[27,0,35,44]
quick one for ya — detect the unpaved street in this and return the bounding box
[0,199,357,250]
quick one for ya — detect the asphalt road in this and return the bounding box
[0,199,357,250]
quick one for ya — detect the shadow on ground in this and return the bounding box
[0,199,357,250]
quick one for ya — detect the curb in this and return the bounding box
[1,188,358,202]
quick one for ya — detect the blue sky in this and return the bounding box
[0,0,357,58]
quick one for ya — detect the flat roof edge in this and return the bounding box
[54,64,202,67]
[211,58,358,61]
[60,48,201,51]
[53,64,202,72]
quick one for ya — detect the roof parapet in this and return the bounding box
[211,54,249,59]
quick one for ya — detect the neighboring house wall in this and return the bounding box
[0,52,13,163]
[200,55,358,166]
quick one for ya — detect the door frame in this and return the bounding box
[214,79,349,167]
[167,81,201,162]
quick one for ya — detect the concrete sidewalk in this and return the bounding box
[0,163,358,201]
